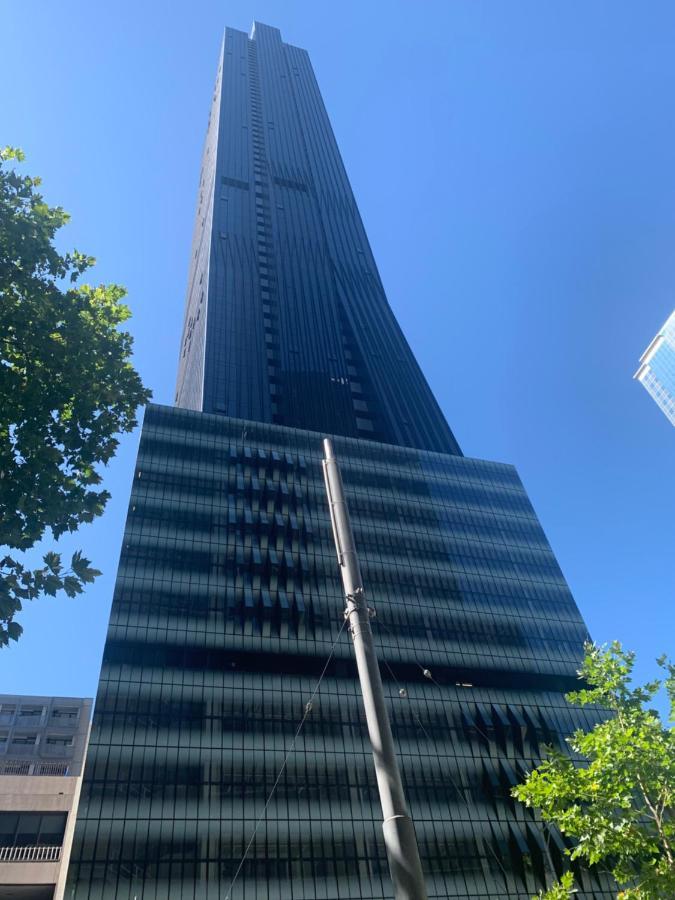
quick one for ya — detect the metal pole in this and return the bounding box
[322,438,427,900]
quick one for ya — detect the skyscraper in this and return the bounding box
[67,22,612,899]
[634,309,675,427]
[175,22,460,457]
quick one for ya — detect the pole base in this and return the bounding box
[382,814,428,900]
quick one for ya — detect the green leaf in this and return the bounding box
[43,551,62,575]
[62,576,83,598]
[6,621,23,641]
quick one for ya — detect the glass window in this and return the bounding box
[16,814,41,846]
[0,813,18,846]
[0,705,16,723]
[0,812,68,847]
[18,705,44,718]
[11,733,37,746]
[38,813,68,846]
[52,706,79,720]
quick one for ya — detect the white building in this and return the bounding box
[0,695,92,900]
[634,309,675,426]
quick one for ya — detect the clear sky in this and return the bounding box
[2,1,673,712]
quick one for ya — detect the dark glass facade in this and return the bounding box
[68,407,612,898]
[68,21,612,900]
[175,22,460,456]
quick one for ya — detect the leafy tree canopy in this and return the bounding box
[514,642,675,899]
[0,146,151,646]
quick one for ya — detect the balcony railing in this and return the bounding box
[0,761,69,776]
[0,845,61,863]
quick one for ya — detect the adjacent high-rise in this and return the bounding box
[634,309,675,426]
[67,23,613,899]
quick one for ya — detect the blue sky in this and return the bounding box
[2,1,673,711]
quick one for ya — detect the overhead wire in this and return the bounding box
[372,616,512,882]
[224,615,348,900]
[374,617,495,747]
[374,616,600,890]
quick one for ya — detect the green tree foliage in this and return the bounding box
[0,147,151,646]
[514,642,675,899]
[536,871,577,899]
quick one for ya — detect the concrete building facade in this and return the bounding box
[0,695,91,900]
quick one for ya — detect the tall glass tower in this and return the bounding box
[634,309,675,427]
[67,23,612,900]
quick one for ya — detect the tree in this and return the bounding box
[513,642,675,899]
[0,147,151,646]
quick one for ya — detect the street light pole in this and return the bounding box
[322,438,427,900]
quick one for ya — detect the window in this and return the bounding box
[36,814,68,846]
[0,812,67,848]
[0,705,16,723]
[11,734,37,746]
[18,706,44,719]
[45,736,73,747]
[51,707,78,720]
[220,175,249,191]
